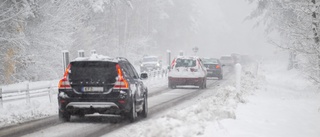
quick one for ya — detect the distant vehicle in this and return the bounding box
[168,56,207,89]
[140,56,162,72]
[231,53,241,64]
[58,55,148,122]
[202,58,223,80]
[220,55,235,66]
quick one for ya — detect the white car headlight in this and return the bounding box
[157,63,160,66]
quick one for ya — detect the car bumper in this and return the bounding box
[168,77,204,86]
[58,95,131,115]
[206,70,222,77]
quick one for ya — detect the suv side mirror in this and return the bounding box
[140,72,148,79]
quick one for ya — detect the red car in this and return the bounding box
[168,56,207,89]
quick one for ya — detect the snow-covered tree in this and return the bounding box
[0,0,33,84]
[248,0,320,85]
[0,0,199,83]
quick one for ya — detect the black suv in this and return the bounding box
[58,56,148,122]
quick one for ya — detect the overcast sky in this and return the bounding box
[181,0,282,59]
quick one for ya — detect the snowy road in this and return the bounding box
[0,75,229,137]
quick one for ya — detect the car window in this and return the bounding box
[202,58,218,64]
[175,58,196,67]
[220,56,232,60]
[119,62,132,78]
[127,62,139,79]
[69,61,117,83]
[142,57,158,62]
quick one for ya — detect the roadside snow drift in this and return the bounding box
[204,60,320,137]
[105,63,261,137]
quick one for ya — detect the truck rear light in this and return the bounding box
[216,65,221,69]
[58,64,72,90]
[114,64,129,89]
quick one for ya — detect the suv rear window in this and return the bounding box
[175,58,196,67]
[69,61,117,83]
[202,59,218,64]
[220,56,233,60]
[143,57,158,62]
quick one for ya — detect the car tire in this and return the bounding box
[139,94,148,118]
[199,78,206,89]
[171,85,176,89]
[128,98,137,123]
[199,82,204,89]
[59,110,70,122]
[205,78,207,88]
[168,82,176,89]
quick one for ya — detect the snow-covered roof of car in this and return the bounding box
[143,55,158,58]
[175,56,200,59]
[72,54,119,62]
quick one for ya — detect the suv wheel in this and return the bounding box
[199,79,206,89]
[170,85,176,89]
[204,81,207,89]
[199,83,204,89]
[218,75,223,80]
[168,82,176,89]
[128,99,137,123]
[59,110,70,122]
[139,94,148,118]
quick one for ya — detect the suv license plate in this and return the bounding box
[83,87,103,92]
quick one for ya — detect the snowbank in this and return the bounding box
[0,76,167,128]
[204,60,320,137]
[106,63,260,137]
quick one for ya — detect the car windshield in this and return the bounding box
[202,59,218,64]
[175,58,196,67]
[143,57,158,62]
[220,56,232,60]
[69,61,117,83]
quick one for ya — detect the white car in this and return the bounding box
[140,56,162,72]
[168,56,207,89]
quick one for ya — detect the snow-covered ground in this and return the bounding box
[0,75,167,128]
[208,61,320,137]
[1,60,319,137]
[105,61,320,137]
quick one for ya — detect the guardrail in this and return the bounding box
[0,69,169,108]
[0,80,58,108]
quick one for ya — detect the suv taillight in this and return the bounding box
[58,64,71,90]
[216,65,221,69]
[58,78,71,89]
[113,64,129,89]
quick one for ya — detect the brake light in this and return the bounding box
[58,64,71,90]
[216,65,221,69]
[171,59,176,69]
[114,64,129,89]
